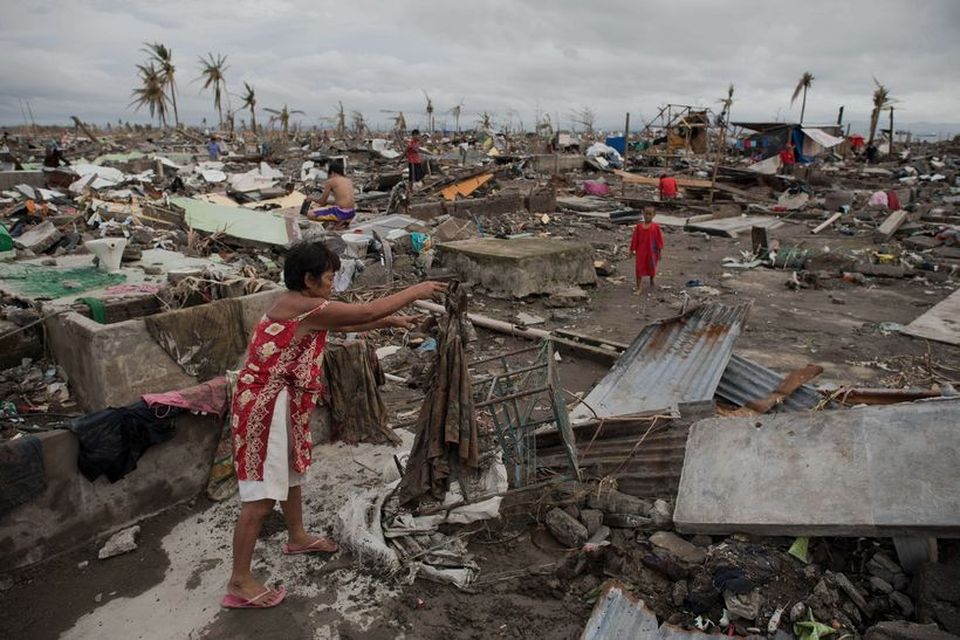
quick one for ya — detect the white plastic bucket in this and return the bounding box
[342,234,371,259]
[85,238,127,272]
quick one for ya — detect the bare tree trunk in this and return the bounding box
[868,108,880,146]
[800,87,807,124]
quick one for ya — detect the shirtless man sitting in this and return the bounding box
[302,159,356,229]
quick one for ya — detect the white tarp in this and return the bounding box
[802,127,844,149]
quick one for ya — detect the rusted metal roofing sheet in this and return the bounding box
[717,353,823,412]
[571,302,751,422]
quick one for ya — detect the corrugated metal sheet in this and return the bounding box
[571,303,751,423]
[717,354,823,412]
[581,581,659,640]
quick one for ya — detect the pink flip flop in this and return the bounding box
[220,586,287,609]
[282,537,338,555]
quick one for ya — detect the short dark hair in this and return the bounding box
[283,241,341,291]
[328,159,345,176]
[411,129,420,136]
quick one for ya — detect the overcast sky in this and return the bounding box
[1,0,958,136]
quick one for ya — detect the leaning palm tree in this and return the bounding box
[790,72,814,124]
[264,104,304,136]
[240,82,257,134]
[197,53,228,128]
[708,83,735,205]
[868,78,892,146]
[423,90,434,132]
[143,42,179,127]
[130,63,169,127]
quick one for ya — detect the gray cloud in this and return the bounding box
[1,0,958,135]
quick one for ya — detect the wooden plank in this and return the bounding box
[812,212,843,234]
[875,209,908,240]
[902,289,960,346]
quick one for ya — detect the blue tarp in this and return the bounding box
[604,136,626,155]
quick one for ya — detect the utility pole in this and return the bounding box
[837,105,844,126]
[623,112,630,164]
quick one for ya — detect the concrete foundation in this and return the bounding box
[438,237,596,297]
[45,289,283,412]
[674,399,960,537]
[0,413,220,569]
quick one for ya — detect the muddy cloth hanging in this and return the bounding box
[144,297,248,380]
[0,435,47,516]
[397,281,479,506]
[65,400,179,483]
[323,340,401,446]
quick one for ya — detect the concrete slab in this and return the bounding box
[0,170,45,190]
[685,215,783,237]
[437,237,596,297]
[674,399,960,537]
[902,289,960,346]
[169,196,295,247]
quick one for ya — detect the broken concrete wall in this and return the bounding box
[0,413,219,569]
[44,289,282,412]
[0,170,45,191]
[451,192,524,219]
[528,154,586,173]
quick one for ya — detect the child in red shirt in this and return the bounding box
[658,173,679,199]
[630,207,664,294]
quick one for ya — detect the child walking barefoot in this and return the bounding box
[223,240,446,609]
[629,206,664,294]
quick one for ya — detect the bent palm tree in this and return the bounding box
[264,104,304,136]
[130,63,169,127]
[197,53,228,128]
[143,42,179,127]
[868,78,892,146]
[791,72,814,124]
[240,82,257,134]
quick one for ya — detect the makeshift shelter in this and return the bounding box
[733,122,844,163]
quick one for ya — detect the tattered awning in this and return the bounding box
[801,127,844,149]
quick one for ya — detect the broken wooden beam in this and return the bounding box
[875,209,908,240]
[812,212,843,235]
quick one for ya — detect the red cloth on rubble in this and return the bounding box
[143,377,228,417]
[630,222,664,278]
[886,190,901,211]
[230,302,329,481]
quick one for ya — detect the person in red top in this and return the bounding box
[406,129,425,186]
[658,172,679,199]
[223,240,446,610]
[779,141,796,175]
[630,206,665,294]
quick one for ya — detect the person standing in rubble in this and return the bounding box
[207,136,222,161]
[406,129,425,187]
[222,240,446,609]
[779,141,796,175]
[43,141,70,168]
[630,206,664,294]
[301,159,356,228]
[658,172,679,200]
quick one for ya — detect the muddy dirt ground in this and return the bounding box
[1,213,957,639]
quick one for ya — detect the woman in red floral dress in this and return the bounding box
[223,241,446,609]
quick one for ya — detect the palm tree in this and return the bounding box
[143,42,179,127]
[240,82,257,134]
[448,100,464,133]
[130,63,169,127]
[708,83,735,205]
[423,91,434,132]
[335,101,347,138]
[264,104,304,136]
[868,78,892,146]
[791,72,814,124]
[477,111,493,131]
[351,110,366,135]
[197,53,228,128]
